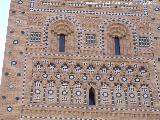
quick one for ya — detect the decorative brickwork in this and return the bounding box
[0,0,160,120]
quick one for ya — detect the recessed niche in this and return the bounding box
[5,72,9,76]
[10,30,14,33]
[151,18,155,20]
[15,97,20,100]
[17,73,21,76]
[12,11,16,13]
[21,31,25,34]
[2,96,6,100]
[19,51,23,55]
[21,11,25,14]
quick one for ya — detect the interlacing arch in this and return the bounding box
[30,79,153,108]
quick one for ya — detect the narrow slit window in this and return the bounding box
[59,34,65,52]
[89,87,96,105]
[114,36,120,55]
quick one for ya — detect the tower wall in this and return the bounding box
[0,0,160,119]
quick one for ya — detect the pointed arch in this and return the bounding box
[89,87,96,105]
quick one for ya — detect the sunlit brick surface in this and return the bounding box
[0,0,160,119]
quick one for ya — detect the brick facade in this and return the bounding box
[0,0,160,119]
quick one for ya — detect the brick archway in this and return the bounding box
[43,15,83,54]
[99,17,138,56]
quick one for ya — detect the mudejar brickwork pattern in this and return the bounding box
[0,0,160,119]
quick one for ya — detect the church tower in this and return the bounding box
[0,0,160,119]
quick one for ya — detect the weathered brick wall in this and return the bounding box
[0,0,160,119]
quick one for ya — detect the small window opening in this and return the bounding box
[59,34,65,52]
[114,36,120,55]
[89,87,96,105]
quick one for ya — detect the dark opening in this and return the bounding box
[59,34,65,52]
[89,87,96,105]
[114,36,120,55]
